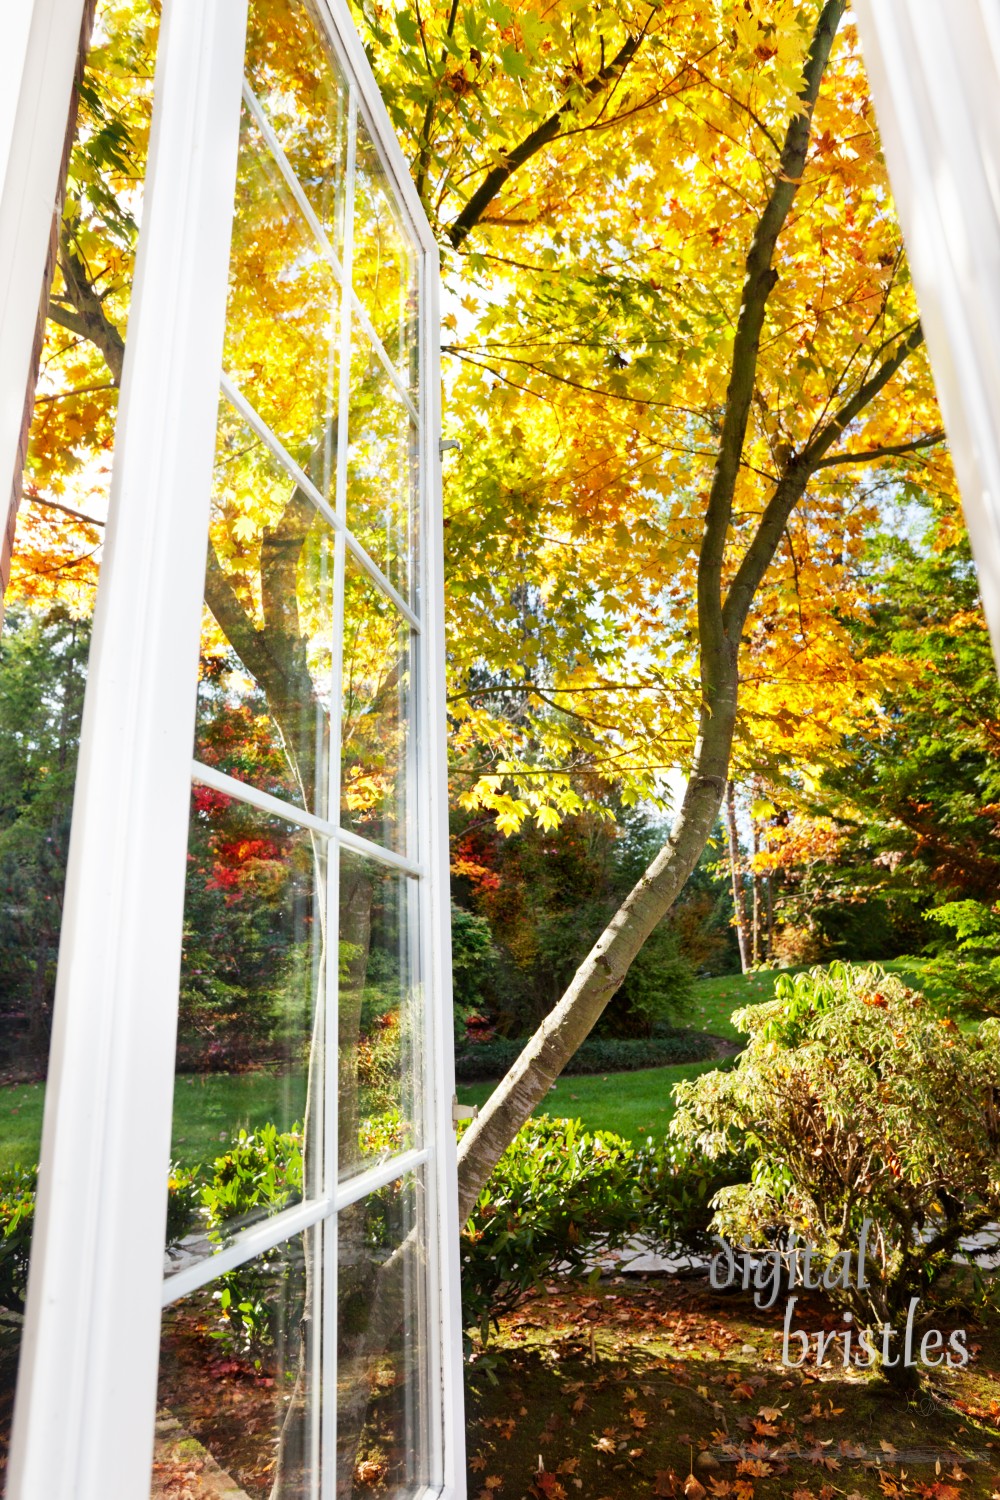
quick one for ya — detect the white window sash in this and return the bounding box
[7,3,249,1493]
[5,0,467,1493]
[856,0,1000,665]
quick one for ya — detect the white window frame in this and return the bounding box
[0,0,90,571]
[855,0,1000,669]
[3,1,466,1496]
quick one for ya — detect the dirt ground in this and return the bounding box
[464,1276,1000,1500]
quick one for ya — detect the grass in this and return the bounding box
[455,956,952,1143]
[0,955,950,1171]
[0,1070,307,1175]
[0,1082,44,1173]
[455,965,789,1141]
[453,966,779,1143]
[680,966,789,1042]
[456,1057,728,1144]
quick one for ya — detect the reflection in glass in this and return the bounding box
[156,1230,317,1499]
[337,1173,429,1497]
[244,0,349,258]
[338,853,419,1179]
[224,107,340,480]
[198,403,336,819]
[166,792,325,1271]
[346,336,416,602]
[353,115,418,393]
[341,556,409,851]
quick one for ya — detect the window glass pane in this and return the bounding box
[165,792,325,1277]
[197,404,335,820]
[157,1229,318,1498]
[244,0,349,260]
[346,336,417,604]
[224,105,340,483]
[353,116,418,397]
[341,555,409,852]
[339,853,420,1180]
[337,1172,430,1496]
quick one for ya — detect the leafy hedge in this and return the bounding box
[3,1111,744,1358]
[461,1115,748,1343]
[0,1159,207,1315]
[0,1165,36,1313]
[454,1027,720,1082]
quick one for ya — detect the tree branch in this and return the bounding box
[51,236,125,384]
[447,27,648,248]
[810,426,945,470]
[24,494,105,528]
[699,0,846,719]
[723,320,926,635]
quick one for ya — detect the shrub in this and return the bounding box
[460,1116,642,1343]
[200,1122,303,1234]
[0,1165,36,1313]
[454,1028,718,1082]
[460,1115,743,1343]
[672,963,1000,1385]
[632,1137,752,1261]
[596,922,695,1037]
[924,899,1000,1016]
[165,1160,201,1245]
[451,904,500,1042]
[199,1124,305,1360]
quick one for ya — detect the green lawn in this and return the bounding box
[680,966,788,1041]
[0,1071,307,1175]
[453,967,776,1143]
[456,1056,728,1144]
[0,1081,44,1172]
[0,956,946,1172]
[455,956,948,1142]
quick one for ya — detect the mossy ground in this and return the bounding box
[465,1277,1000,1500]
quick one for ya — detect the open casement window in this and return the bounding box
[3,2,464,1497]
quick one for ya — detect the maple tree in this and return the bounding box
[5,0,960,1225]
[406,0,955,1218]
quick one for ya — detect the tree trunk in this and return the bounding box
[455,667,739,1222]
[751,807,761,967]
[726,781,751,973]
[455,0,872,1224]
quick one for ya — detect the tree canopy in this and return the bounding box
[3,0,972,1212]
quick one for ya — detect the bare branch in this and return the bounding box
[810,427,945,470]
[447,26,649,248]
[24,494,105,528]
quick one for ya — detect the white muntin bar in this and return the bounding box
[220,368,422,630]
[161,1191,334,1307]
[241,75,420,426]
[191,758,426,879]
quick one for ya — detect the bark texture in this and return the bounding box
[726,781,751,973]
